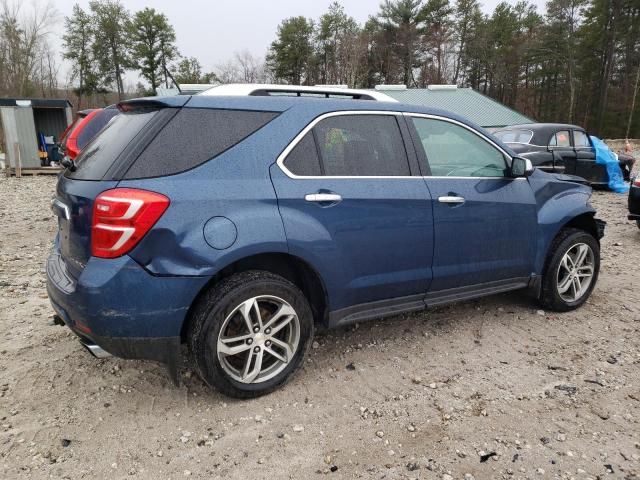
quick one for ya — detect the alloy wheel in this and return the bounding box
[217,295,300,384]
[556,243,595,303]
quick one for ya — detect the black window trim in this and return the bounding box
[404,113,517,180]
[279,111,432,179]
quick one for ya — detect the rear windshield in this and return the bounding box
[66,109,158,180]
[76,108,120,150]
[493,129,533,144]
[123,108,278,179]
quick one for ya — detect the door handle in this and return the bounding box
[438,196,465,204]
[305,193,342,203]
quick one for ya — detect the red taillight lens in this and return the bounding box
[633,177,640,187]
[91,188,169,258]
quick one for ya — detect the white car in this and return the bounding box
[198,83,397,102]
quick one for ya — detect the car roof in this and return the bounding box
[198,83,397,102]
[122,95,516,156]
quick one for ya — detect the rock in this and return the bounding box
[376,430,384,438]
[346,363,356,371]
[464,474,475,480]
[183,470,191,476]
[330,466,338,473]
[429,383,437,389]
[411,376,422,384]
[536,310,545,316]
[407,424,416,432]
[157,451,163,457]
[556,433,567,442]
[60,439,71,447]
[406,462,420,471]
[312,341,320,349]
[292,425,304,433]
[536,468,545,475]
[442,474,454,480]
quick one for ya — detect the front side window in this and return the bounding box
[411,117,507,177]
[573,130,590,148]
[549,130,571,147]
[313,115,410,176]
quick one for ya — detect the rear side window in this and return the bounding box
[313,115,410,176]
[67,109,159,180]
[283,132,322,176]
[125,109,278,179]
[549,130,571,147]
[77,108,120,150]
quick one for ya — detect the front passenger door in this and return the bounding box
[407,115,538,293]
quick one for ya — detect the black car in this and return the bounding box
[493,123,633,185]
[629,176,640,229]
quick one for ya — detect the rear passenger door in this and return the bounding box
[269,112,434,320]
[406,114,538,294]
[548,129,577,174]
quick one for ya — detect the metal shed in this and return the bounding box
[373,85,534,129]
[0,98,73,168]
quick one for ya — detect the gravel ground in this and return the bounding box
[1,175,639,480]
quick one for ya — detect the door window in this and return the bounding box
[573,130,590,148]
[549,130,571,147]
[313,115,410,176]
[410,117,507,177]
[283,132,322,176]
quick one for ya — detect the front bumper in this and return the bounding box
[46,245,209,377]
[595,218,606,239]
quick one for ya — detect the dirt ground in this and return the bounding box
[1,175,639,480]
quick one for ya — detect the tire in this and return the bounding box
[539,228,600,312]
[636,220,640,230]
[188,271,314,398]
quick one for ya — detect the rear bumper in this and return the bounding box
[46,244,209,368]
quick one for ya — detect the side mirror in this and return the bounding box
[511,156,534,177]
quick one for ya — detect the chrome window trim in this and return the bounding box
[276,110,517,181]
[276,110,417,180]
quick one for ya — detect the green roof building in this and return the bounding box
[374,85,534,129]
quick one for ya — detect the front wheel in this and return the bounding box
[539,228,600,312]
[188,271,313,398]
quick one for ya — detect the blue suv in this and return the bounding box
[47,95,604,397]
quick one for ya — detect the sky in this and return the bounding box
[48,0,547,86]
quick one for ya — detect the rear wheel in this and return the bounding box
[539,228,600,312]
[188,271,313,398]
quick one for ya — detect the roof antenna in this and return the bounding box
[163,65,181,94]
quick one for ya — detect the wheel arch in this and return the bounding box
[536,210,600,275]
[180,252,329,343]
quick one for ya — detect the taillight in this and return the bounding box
[633,177,640,187]
[91,188,169,258]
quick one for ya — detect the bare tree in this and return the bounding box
[0,0,59,97]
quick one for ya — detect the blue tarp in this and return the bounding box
[590,136,629,193]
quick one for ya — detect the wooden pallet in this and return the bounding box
[7,166,62,176]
